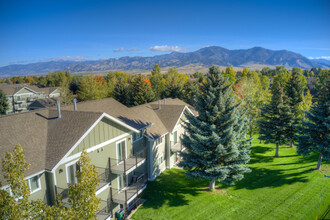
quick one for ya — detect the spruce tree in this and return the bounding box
[296,82,329,170]
[113,78,129,106]
[284,72,303,147]
[127,75,155,106]
[179,66,251,190]
[258,82,292,157]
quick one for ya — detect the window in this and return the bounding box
[116,140,126,163]
[155,137,163,146]
[173,131,178,144]
[66,163,79,185]
[28,175,41,193]
[156,156,164,166]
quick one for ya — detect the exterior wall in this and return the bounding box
[49,89,61,98]
[70,118,131,156]
[28,172,49,204]
[132,138,146,155]
[55,134,131,189]
[151,136,166,179]
[170,152,178,168]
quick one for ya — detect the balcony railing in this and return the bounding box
[96,199,112,220]
[96,166,111,191]
[109,150,146,175]
[55,186,69,204]
[111,172,148,205]
[170,141,184,152]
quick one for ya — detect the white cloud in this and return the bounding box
[113,48,125,52]
[308,56,330,60]
[127,48,138,52]
[149,45,186,52]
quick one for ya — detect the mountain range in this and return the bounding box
[0,46,328,77]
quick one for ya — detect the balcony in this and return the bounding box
[170,141,184,152]
[55,166,111,205]
[97,199,112,220]
[111,172,147,205]
[55,186,69,205]
[109,151,146,175]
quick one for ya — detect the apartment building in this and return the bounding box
[0,97,195,219]
[0,84,60,114]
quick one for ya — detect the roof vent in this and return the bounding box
[56,100,61,119]
[73,98,77,111]
[158,99,161,110]
[164,98,166,104]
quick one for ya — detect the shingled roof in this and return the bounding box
[0,109,102,184]
[0,97,195,184]
[0,84,59,96]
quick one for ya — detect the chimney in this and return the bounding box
[56,100,61,119]
[164,98,166,104]
[73,98,77,111]
[158,99,161,110]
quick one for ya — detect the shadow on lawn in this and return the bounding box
[249,145,274,164]
[226,166,313,190]
[141,169,206,209]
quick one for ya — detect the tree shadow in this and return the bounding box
[221,166,312,190]
[249,145,274,164]
[140,169,206,209]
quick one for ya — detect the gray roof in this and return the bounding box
[0,97,195,184]
[0,83,59,96]
[0,109,102,184]
[34,98,58,108]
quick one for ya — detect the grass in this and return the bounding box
[132,138,330,220]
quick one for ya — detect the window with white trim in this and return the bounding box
[173,131,178,144]
[28,175,41,193]
[156,156,164,166]
[155,137,163,146]
[67,163,79,185]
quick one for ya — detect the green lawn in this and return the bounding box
[132,138,330,220]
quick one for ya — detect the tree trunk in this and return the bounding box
[316,153,322,170]
[210,178,215,190]
[290,139,293,148]
[275,143,279,157]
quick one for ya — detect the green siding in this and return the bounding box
[70,118,131,156]
[132,138,146,154]
[55,135,132,189]
[16,88,35,95]
[28,173,48,204]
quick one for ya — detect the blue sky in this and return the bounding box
[0,0,329,67]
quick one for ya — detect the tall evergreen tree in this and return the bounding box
[128,75,155,106]
[284,72,303,147]
[113,78,129,105]
[258,82,292,157]
[179,66,251,190]
[0,89,9,114]
[295,82,329,170]
[150,64,165,99]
